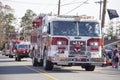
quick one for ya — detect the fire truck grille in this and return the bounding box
[69,41,86,55]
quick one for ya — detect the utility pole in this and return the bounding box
[58,0,61,16]
[101,0,107,48]
[101,0,107,28]
[95,0,103,20]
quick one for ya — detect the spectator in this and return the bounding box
[112,44,120,69]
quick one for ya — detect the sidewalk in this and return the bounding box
[100,66,120,72]
[95,66,120,75]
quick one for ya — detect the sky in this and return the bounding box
[1,0,120,24]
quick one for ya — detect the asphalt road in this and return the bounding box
[0,54,120,80]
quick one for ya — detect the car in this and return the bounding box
[9,39,23,58]
[102,45,115,66]
[9,47,16,58]
[5,48,10,56]
[1,49,5,55]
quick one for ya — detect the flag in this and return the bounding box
[107,9,119,20]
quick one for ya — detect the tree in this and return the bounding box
[2,12,16,40]
[115,19,120,35]
[0,2,16,50]
[106,19,120,39]
[107,21,114,36]
[0,2,14,25]
[20,9,36,40]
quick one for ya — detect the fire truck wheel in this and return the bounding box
[9,55,13,58]
[15,54,21,61]
[43,54,53,70]
[38,59,43,66]
[85,65,95,71]
[15,57,17,61]
[32,57,38,67]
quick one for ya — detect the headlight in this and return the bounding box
[94,42,98,46]
[90,42,98,46]
[57,41,66,45]
[57,41,62,45]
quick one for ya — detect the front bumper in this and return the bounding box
[52,57,105,66]
[17,53,29,58]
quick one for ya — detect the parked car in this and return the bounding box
[102,45,115,66]
[5,48,10,56]
[9,39,22,58]
[1,49,6,55]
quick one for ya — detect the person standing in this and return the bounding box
[112,44,120,69]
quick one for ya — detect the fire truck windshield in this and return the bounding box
[78,22,101,36]
[52,21,101,37]
[18,44,30,49]
[53,21,77,36]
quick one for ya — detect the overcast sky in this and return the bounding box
[1,0,120,22]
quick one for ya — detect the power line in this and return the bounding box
[3,0,57,6]
[2,0,58,15]
[38,0,58,13]
[63,0,89,15]
[3,0,90,16]
[61,0,83,6]
[52,0,81,15]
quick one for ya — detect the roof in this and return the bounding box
[104,39,120,45]
[11,39,22,43]
[104,39,120,48]
[19,41,30,45]
[43,15,99,23]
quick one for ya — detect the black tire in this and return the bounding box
[9,55,13,58]
[17,56,21,61]
[15,57,17,61]
[32,57,38,67]
[38,59,43,66]
[85,65,95,71]
[43,58,53,70]
[43,49,53,70]
[15,54,21,61]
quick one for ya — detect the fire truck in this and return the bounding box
[30,14,105,71]
[15,41,30,61]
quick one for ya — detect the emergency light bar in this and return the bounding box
[58,15,94,22]
[58,15,94,19]
[80,15,94,19]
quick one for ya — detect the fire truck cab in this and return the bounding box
[30,14,105,71]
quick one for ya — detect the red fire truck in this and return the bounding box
[15,41,30,61]
[30,14,105,71]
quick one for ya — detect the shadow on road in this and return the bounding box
[0,65,37,74]
[32,66,87,73]
[0,59,28,63]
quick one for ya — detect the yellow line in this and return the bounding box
[24,66,59,80]
[15,61,58,80]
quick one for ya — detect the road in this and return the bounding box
[0,54,120,80]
